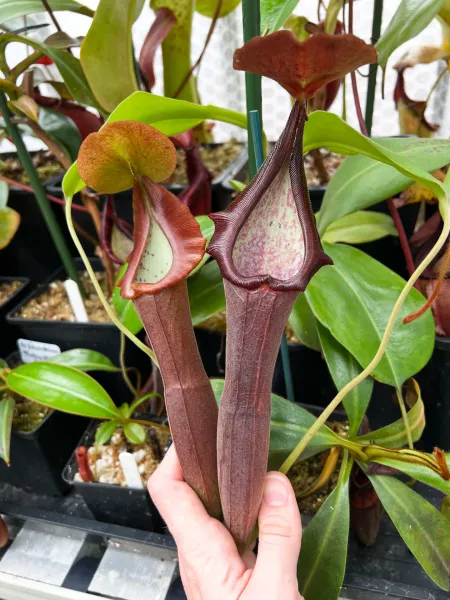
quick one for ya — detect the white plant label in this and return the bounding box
[17,339,61,364]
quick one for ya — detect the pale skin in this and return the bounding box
[148,446,304,600]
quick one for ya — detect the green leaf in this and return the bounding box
[191,216,214,276]
[376,0,445,70]
[124,422,146,444]
[0,0,94,23]
[0,395,14,465]
[95,420,120,445]
[0,206,20,249]
[63,92,247,197]
[48,349,120,372]
[210,379,339,468]
[119,403,130,419]
[7,363,121,419]
[0,34,98,108]
[317,137,450,234]
[357,379,425,447]
[38,106,82,162]
[188,260,226,326]
[260,0,300,33]
[306,243,435,386]
[321,210,398,244]
[369,475,450,590]
[0,180,9,209]
[317,322,373,437]
[196,0,241,18]
[80,0,139,113]
[288,293,321,351]
[369,454,450,496]
[298,465,351,600]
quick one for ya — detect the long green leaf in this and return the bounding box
[48,349,121,372]
[0,33,97,108]
[369,475,450,590]
[7,363,121,419]
[376,0,445,70]
[288,293,321,351]
[80,0,140,113]
[260,0,300,33]
[188,261,226,326]
[306,243,435,386]
[322,210,397,244]
[317,322,373,436]
[0,395,14,465]
[210,379,339,468]
[191,216,214,276]
[298,463,351,600]
[0,0,93,23]
[370,454,450,496]
[357,380,425,447]
[38,106,82,162]
[318,136,450,233]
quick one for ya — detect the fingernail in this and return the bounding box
[263,475,289,507]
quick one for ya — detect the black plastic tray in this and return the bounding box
[62,418,164,532]
[6,257,151,404]
[0,276,30,357]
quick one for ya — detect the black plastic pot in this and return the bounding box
[272,341,336,407]
[0,375,88,496]
[0,277,29,358]
[63,418,164,532]
[415,336,450,451]
[6,258,151,404]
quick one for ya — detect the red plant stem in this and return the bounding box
[348,0,415,277]
[134,281,221,519]
[0,174,88,212]
[75,447,93,482]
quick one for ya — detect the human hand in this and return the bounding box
[148,446,303,600]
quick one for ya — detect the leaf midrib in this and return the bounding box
[9,372,118,418]
[314,264,398,385]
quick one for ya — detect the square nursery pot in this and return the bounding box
[0,352,88,495]
[416,335,450,452]
[62,418,165,532]
[0,276,29,358]
[6,257,151,404]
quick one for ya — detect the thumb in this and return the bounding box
[250,472,303,598]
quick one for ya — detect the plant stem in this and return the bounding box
[242,0,262,179]
[387,198,415,277]
[127,418,170,432]
[0,92,80,284]
[365,0,383,136]
[119,330,138,398]
[40,0,62,31]
[396,386,413,449]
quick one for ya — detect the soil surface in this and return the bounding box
[304,149,344,187]
[0,281,22,307]
[289,420,349,514]
[15,271,111,322]
[169,139,243,186]
[12,395,50,432]
[75,423,170,487]
[0,150,64,185]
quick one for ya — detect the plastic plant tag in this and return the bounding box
[17,339,61,364]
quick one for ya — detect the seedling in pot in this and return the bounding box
[0,348,164,467]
